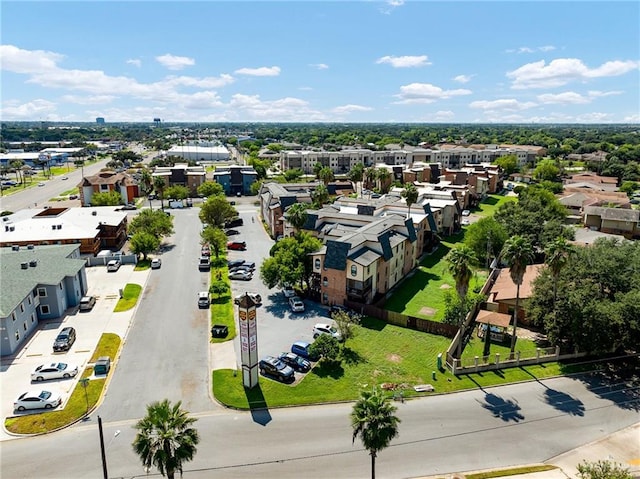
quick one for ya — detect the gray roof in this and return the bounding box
[0,244,85,317]
[348,248,381,266]
[584,206,640,222]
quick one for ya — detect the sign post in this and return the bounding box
[238,294,258,389]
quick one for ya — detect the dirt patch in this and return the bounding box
[419,307,436,316]
[387,354,402,363]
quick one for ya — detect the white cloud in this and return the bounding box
[379,0,404,14]
[506,45,557,54]
[155,54,195,71]
[310,63,329,70]
[331,104,373,114]
[575,112,613,122]
[587,90,623,98]
[0,44,62,74]
[126,59,141,68]
[453,74,473,84]
[393,83,472,104]
[623,114,640,123]
[434,110,455,121]
[1,99,57,119]
[298,86,313,91]
[376,55,431,68]
[469,99,537,111]
[60,94,115,105]
[537,91,590,104]
[508,58,640,89]
[539,45,556,52]
[228,94,326,121]
[164,74,235,89]
[234,66,281,76]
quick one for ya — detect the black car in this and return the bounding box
[227,259,245,268]
[225,217,244,228]
[53,327,76,352]
[225,229,240,236]
[278,352,311,373]
[259,356,295,382]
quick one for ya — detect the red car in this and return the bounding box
[227,241,247,251]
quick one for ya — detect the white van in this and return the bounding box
[107,259,121,272]
[198,291,210,308]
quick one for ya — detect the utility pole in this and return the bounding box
[98,416,109,479]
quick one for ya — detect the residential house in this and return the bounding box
[484,264,543,324]
[564,172,618,191]
[583,206,640,238]
[0,244,88,356]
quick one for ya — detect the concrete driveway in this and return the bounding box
[0,263,149,431]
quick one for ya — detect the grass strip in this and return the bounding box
[465,465,558,478]
[210,260,236,343]
[113,283,142,312]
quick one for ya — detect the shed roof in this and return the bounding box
[476,310,512,328]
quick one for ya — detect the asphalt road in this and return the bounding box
[0,375,637,478]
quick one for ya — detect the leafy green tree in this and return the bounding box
[313,162,324,179]
[308,334,340,363]
[463,216,508,267]
[209,280,229,298]
[283,168,303,182]
[153,176,167,209]
[401,183,418,219]
[500,235,534,354]
[331,310,361,344]
[446,245,477,357]
[90,191,122,206]
[577,460,633,479]
[318,166,334,185]
[538,180,564,194]
[129,231,161,260]
[495,154,518,176]
[351,387,400,479]
[129,209,174,238]
[199,196,237,228]
[259,232,322,289]
[619,181,639,197]
[164,185,189,200]
[285,202,309,232]
[533,158,560,181]
[198,181,225,198]
[200,226,227,258]
[132,399,199,479]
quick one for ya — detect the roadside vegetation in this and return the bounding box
[209,258,235,343]
[5,333,120,434]
[113,283,142,312]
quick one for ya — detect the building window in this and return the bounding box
[11,312,16,322]
[59,283,63,290]
[20,303,24,313]
[323,277,328,287]
[15,331,20,341]
[40,305,50,315]
[315,259,320,270]
[351,265,357,276]
[31,313,35,323]
[322,293,328,302]
[28,296,32,305]
[38,288,47,297]
[23,322,27,331]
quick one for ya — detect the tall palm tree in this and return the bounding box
[446,245,477,357]
[364,167,378,190]
[318,166,335,186]
[286,202,308,234]
[500,235,534,355]
[140,168,153,196]
[132,399,199,479]
[351,387,400,479]
[347,163,364,197]
[154,176,167,210]
[401,183,418,219]
[10,159,24,185]
[376,168,392,193]
[544,236,574,307]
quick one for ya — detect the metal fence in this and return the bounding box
[85,254,138,267]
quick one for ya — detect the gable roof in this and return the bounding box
[489,264,543,302]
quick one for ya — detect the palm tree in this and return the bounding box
[351,387,400,479]
[500,235,535,355]
[10,159,24,185]
[347,163,364,197]
[286,202,308,234]
[364,167,378,190]
[544,236,574,307]
[376,168,392,193]
[311,183,330,208]
[132,399,200,479]
[446,245,477,357]
[140,168,153,196]
[318,166,335,186]
[400,183,418,219]
[154,176,167,210]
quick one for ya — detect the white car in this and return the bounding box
[283,286,296,298]
[14,390,62,411]
[31,362,78,382]
[313,323,342,341]
[461,209,470,216]
[289,296,305,313]
[151,258,162,269]
[106,259,121,272]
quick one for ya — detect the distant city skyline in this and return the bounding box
[1,1,639,124]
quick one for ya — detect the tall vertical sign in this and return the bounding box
[238,294,258,388]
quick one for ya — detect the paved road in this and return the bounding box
[0,375,637,478]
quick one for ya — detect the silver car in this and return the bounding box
[31,362,78,382]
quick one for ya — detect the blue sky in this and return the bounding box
[2,1,639,123]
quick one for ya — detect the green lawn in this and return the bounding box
[212,317,606,409]
[473,193,517,217]
[209,259,236,343]
[113,283,142,312]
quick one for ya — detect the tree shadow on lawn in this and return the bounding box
[481,196,500,206]
[360,317,387,331]
[341,346,365,366]
[311,360,345,379]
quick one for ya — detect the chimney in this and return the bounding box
[20,262,28,269]
[29,259,38,267]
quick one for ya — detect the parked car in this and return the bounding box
[14,390,62,411]
[201,246,211,257]
[313,323,342,341]
[198,291,210,308]
[462,209,471,216]
[282,285,296,298]
[38,182,45,187]
[461,218,471,226]
[227,241,247,251]
[259,356,295,382]
[289,296,305,313]
[198,256,211,271]
[211,324,229,338]
[148,193,157,200]
[225,217,244,228]
[120,203,137,210]
[229,265,254,274]
[291,341,319,361]
[151,258,162,269]
[225,229,240,236]
[69,194,79,200]
[227,259,245,268]
[241,261,256,269]
[79,295,96,311]
[229,270,252,281]
[106,259,121,272]
[234,292,262,305]
[278,352,311,373]
[93,357,111,375]
[53,327,76,352]
[330,304,356,318]
[31,362,78,381]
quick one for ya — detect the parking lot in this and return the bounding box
[0,263,149,427]
[225,207,331,369]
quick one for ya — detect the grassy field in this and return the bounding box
[209,259,236,343]
[473,193,517,217]
[113,283,142,312]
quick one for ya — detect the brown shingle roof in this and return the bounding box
[489,264,543,302]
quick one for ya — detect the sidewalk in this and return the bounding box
[418,422,640,479]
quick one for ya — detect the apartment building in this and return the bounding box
[152,163,207,196]
[79,171,139,206]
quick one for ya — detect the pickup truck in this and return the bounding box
[198,256,210,271]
